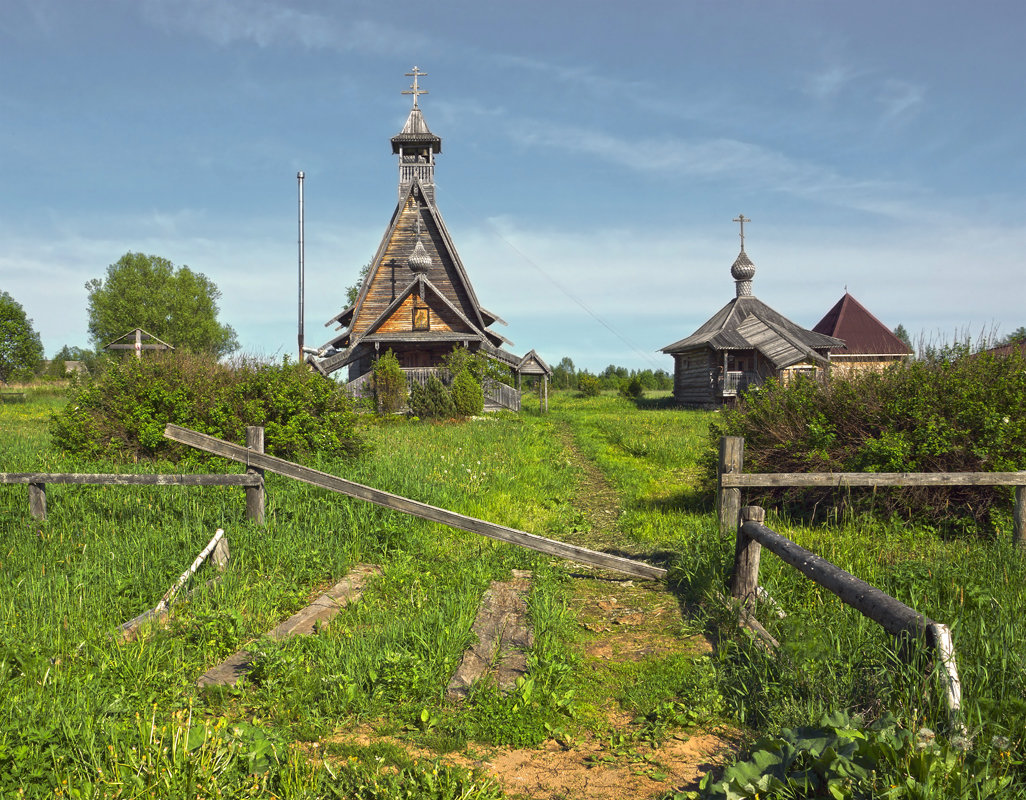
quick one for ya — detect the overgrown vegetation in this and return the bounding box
[371,349,408,414]
[3,389,1024,797]
[710,346,1026,533]
[49,351,363,462]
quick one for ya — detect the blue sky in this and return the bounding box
[2,0,1023,373]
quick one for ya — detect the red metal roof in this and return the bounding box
[812,292,912,357]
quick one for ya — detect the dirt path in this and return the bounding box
[323,424,737,798]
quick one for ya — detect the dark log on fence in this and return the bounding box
[164,424,667,581]
[245,426,265,525]
[717,436,744,536]
[739,516,936,640]
[720,471,1026,488]
[0,473,262,486]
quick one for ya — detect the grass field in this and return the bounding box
[1,389,1023,798]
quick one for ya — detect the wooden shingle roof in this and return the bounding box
[662,294,843,369]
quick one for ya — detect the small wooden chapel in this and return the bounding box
[311,69,533,409]
[661,216,843,407]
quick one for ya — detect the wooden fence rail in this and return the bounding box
[164,423,666,581]
[731,505,962,718]
[1,425,267,522]
[717,436,1026,545]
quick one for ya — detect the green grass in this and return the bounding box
[1,389,1024,798]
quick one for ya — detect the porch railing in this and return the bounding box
[343,368,520,411]
[719,370,759,396]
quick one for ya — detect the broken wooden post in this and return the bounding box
[730,505,764,604]
[1014,486,1025,547]
[245,426,265,525]
[28,482,46,521]
[717,436,744,536]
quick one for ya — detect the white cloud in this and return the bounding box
[137,0,426,53]
[877,79,925,122]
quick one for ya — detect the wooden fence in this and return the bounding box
[716,436,1026,545]
[730,504,962,717]
[163,424,664,581]
[1,427,267,523]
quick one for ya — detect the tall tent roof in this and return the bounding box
[812,292,912,356]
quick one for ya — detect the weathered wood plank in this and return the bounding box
[729,506,764,603]
[29,482,46,520]
[740,518,935,638]
[245,426,265,525]
[196,564,379,688]
[0,473,261,486]
[447,571,533,699]
[717,437,744,536]
[164,424,667,581]
[1015,486,1025,547]
[721,471,1026,488]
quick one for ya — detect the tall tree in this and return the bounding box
[892,324,913,351]
[0,291,44,383]
[998,326,1026,347]
[86,253,239,357]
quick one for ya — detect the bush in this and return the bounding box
[620,376,644,399]
[577,374,601,397]
[409,375,456,419]
[49,352,364,463]
[372,349,408,414]
[709,346,1026,532]
[450,367,484,416]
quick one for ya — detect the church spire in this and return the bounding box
[391,66,442,205]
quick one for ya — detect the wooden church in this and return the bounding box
[661,217,843,407]
[311,69,529,408]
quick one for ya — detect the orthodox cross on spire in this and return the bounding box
[733,214,751,251]
[402,66,428,108]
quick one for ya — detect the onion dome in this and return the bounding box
[408,238,432,273]
[731,250,756,297]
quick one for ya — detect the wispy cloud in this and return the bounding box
[137,0,427,53]
[877,78,925,122]
[804,63,863,101]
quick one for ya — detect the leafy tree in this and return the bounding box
[0,291,44,383]
[552,356,576,389]
[577,373,601,397]
[892,323,913,351]
[344,262,372,308]
[997,326,1026,347]
[86,252,239,357]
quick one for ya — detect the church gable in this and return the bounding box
[350,186,483,338]
[372,283,479,337]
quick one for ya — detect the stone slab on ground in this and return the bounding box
[446,569,533,700]
[197,563,380,688]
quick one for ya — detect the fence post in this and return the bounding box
[718,436,744,536]
[28,482,46,521]
[730,505,764,603]
[246,426,265,525]
[1014,486,1025,547]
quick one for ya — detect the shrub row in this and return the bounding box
[49,352,363,463]
[709,347,1026,533]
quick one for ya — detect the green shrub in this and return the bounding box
[372,349,408,414]
[709,347,1026,532]
[409,375,456,419]
[577,374,601,397]
[49,352,363,462]
[620,376,644,400]
[450,368,484,417]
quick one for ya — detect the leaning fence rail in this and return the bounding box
[730,505,962,718]
[716,436,1026,545]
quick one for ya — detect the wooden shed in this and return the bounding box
[661,226,842,407]
[310,69,530,410]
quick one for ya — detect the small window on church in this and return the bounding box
[413,298,430,331]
